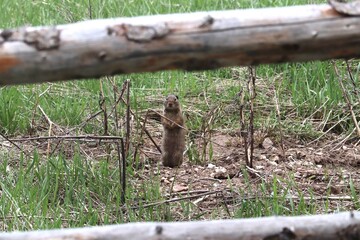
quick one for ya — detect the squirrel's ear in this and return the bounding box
[175,95,179,99]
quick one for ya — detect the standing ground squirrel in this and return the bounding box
[161,94,186,168]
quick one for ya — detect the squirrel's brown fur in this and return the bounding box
[161,94,185,168]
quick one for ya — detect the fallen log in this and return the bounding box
[0,1,360,85]
[0,211,359,240]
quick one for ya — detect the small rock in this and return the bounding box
[270,155,280,163]
[215,166,227,173]
[207,163,216,169]
[214,171,227,179]
[267,161,278,166]
[259,155,268,160]
[262,137,273,149]
[173,184,188,192]
[160,177,170,184]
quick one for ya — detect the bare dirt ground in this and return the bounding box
[1,118,359,220]
[119,105,360,219]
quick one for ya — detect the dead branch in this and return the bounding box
[117,138,126,204]
[7,135,124,142]
[125,79,131,156]
[131,190,223,209]
[0,212,359,240]
[246,66,256,169]
[99,80,109,135]
[273,78,286,158]
[0,132,27,156]
[2,2,360,85]
[332,61,360,136]
[133,110,155,163]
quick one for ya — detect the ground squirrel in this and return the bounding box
[161,94,185,168]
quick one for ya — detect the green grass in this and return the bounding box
[0,150,347,230]
[0,0,359,233]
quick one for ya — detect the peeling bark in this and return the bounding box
[0,212,359,240]
[1,3,360,85]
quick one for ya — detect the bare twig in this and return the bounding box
[108,81,127,117]
[153,109,187,130]
[164,190,211,197]
[9,135,124,142]
[109,77,120,132]
[0,132,27,156]
[116,138,126,204]
[220,192,233,218]
[116,141,122,204]
[131,190,222,209]
[238,87,248,166]
[117,101,161,153]
[30,86,51,134]
[67,110,103,134]
[200,106,218,163]
[247,66,256,168]
[38,105,63,133]
[99,80,109,136]
[125,79,131,156]
[144,128,162,154]
[87,0,92,19]
[49,141,62,158]
[133,110,150,163]
[137,148,157,161]
[120,138,126,204]
[308,113,350,146]
[329,128,355,151]
[273,79,285,158]
[333,61,360,136]
[345,60,360,102]
[201,114,208,163]
[168,170,178,196]
[38,106,57,157]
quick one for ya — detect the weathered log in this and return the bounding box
[0,212,359,240]
[1,2,360,85]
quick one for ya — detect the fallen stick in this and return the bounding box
[0,211,359,239]
[1,1,360,85]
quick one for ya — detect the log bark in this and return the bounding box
[0,212,359,240]
[1,2,360,85]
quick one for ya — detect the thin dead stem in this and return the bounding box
[247,66,256,168]
[333,61,360,136]
[345,60,360,103]
[109,77,120,132]
[87,0,92,19]
[0,132,27,156]
[133,111,151,163]
[117,138,126,204]
[9,135,124,142]
[273,78,285,158]
[131,190,222,209]
[125,80,131,156]
[99,80,109,136]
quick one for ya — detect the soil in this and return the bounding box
[135,118,360,219]
[1,117,359,221]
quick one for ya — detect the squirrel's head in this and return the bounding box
[164,94,180,112]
